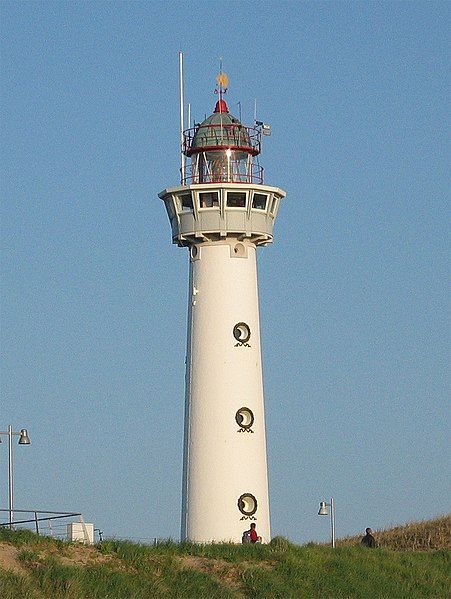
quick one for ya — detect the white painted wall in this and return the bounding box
[181,240,270,543]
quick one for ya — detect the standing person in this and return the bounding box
[361,527,377,547]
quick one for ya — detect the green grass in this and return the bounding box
[0,518,450,598]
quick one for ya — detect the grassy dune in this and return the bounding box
[0,517,449,598]
[337,515,451,551]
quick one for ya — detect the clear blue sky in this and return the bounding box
[1,1,449,544]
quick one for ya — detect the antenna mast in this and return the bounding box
[179,51,185,184]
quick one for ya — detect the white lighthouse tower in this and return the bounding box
[159,62,285,544]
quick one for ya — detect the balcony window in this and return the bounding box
[269,197,278,215]
[179,193,193,212]
[166,199,176,219]
[252,193,267,211]
[226,192,246,208]
[199,192,219,208]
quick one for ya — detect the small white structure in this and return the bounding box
[159,63,285,543]
[67,522,94,545]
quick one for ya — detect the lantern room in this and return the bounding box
[182,98,263,185]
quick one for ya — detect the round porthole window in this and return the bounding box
[238,493,257,516]
[233,322,251,344]
[235,407,254,429]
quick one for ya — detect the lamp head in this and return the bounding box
[318,501,328,516]
[18,429,31,445]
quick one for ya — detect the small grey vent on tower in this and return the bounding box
[231,243,247,258]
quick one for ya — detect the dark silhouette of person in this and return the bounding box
[361,527,377,547]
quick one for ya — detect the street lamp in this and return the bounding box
[318,497,336,548]
[0,426,31,529]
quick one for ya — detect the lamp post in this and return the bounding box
[0,426,31,529]
[318,497,336,548]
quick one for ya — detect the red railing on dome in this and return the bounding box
[183,124,261,156]
[182,162,264,185]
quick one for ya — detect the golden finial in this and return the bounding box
[216,71,229,90]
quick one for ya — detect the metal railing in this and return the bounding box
[0,508,92,542]
[182,161,264,185]
[183,124,261,156]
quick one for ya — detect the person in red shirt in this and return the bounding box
[249,523,260,543]
[242,522,262,544]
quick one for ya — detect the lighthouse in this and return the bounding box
[159,60,285,543]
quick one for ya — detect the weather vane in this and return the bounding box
[215,57,228,98]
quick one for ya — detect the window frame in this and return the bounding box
[198,191,220,210]
[252,192,268,211]
[177,192,194,213]
[226,191,248,209]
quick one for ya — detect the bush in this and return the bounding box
[269,536,293,549]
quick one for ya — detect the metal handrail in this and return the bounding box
[183,124,261,156]
[0,508,87,540]
[182,162,264,185]
[0,508,82,526]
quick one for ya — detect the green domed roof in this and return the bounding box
[189,99,254,154]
